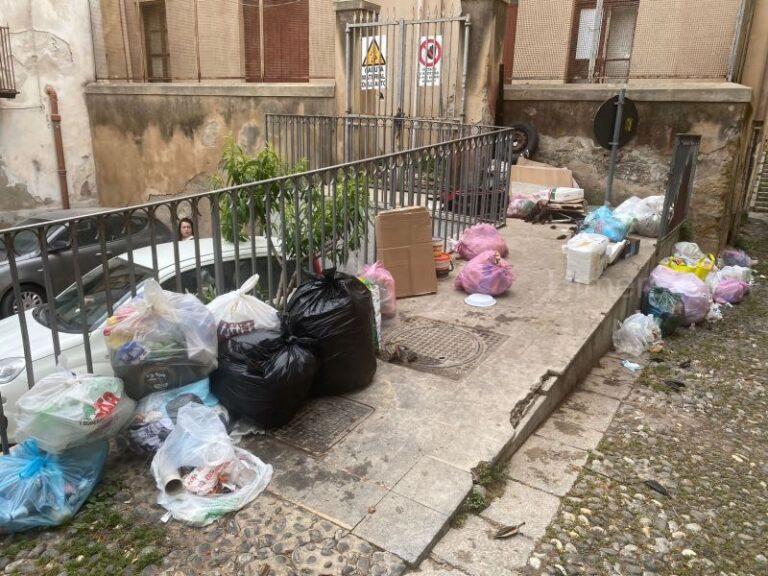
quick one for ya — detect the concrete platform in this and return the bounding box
[243,219,665,566]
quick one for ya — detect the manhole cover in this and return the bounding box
[381,316,507,380]
[271,397,374,456]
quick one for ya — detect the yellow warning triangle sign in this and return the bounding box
[363,40,386,66]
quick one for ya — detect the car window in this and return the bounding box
[37,257,154,333]
[130,213,149,234]
[75,219,100,247]
[104,214,126,243]
[161,264,217,298]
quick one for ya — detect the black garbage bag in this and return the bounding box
[643,286,686,337]
[210,328,317,428]
[286,269,377,396]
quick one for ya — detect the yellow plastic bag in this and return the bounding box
[662,255,716,281]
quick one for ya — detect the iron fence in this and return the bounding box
[0,122,515,450]
[0,26,17,99]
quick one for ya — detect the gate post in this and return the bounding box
[335,1,381,161]
[459,0,508,125]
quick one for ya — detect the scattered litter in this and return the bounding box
[613,313,662,357]
[664,379,686,391]
[706,303,724,322]
[649,342,665,354]
[464,293,497,308]
[622,360,642,372]
[379,343,418,364]
[494,522,526,539]
[643,479,670,497]
[556,234,568,240]
[679,359,691,369]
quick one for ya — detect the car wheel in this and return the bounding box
[508,122,539,158]
[0,284,46,317]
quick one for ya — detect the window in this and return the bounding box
[142,1,171,82]
[567,0,639,82]
[243,0,309,82]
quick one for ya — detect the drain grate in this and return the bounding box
[381,316,507,380]
[271,397,374,456]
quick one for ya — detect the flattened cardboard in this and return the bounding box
[510,164,573,188]
[375,207,438,298]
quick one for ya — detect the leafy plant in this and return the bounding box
[211,138,306,242]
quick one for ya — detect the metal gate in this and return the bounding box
[345,16,470,121]
[660,134,701,237]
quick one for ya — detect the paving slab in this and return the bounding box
[507,435,590,496]
[237,219,658,564]
[554,389,623,432]
[533,410,605,451]
[353,492,449,565]
[431,514,532,576]
[481,480,562,541]
[392,456,473,516]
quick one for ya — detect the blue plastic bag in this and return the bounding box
[0,440,108,534]
[582,206,630,242]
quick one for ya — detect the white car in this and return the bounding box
[0,237,278,442]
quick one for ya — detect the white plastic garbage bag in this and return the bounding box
[14,365,136,453]
[673,242,706,265]
[206,274,280,341]
[150,403,272,526]
[705,265,753,294]
[614,195,665,237]
[613,313,662,357]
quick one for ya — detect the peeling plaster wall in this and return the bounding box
[0,0,98,215]
[85,88,335,207]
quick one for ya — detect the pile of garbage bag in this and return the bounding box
[104,280,218,400]
[15,366,135,453]
[0,440,109,534]
[453,226,515,297]
[286,270,377,396]
[455,223,509,260]
[151,403,272,526]
[212,327,317,429]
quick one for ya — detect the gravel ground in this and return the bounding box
[522,217,768,576]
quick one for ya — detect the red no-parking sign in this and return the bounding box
[418,35,442,87]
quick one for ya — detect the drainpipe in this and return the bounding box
[45,85,70,210]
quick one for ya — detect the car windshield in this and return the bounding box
[35,257,154,333]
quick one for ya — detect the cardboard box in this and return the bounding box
[510,164,574,188]
[375,207,438,298]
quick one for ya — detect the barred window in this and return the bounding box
[141,1,171,82]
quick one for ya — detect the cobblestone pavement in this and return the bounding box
[412,216,768,576]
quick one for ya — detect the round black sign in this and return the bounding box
[594,95,638,150]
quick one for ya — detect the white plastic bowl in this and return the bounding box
[464,293,496,308]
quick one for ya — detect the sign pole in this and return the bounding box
[604,87,626,207]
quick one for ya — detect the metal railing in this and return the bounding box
[0,121,515,451]
[0,26,17,99]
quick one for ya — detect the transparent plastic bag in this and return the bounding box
[454,250,515,295]
[150,403,272,526]
[614,195,664,237]
[455,223,509,260]
[582,206,630,242]
[359,261,396,317]
[674,242,706,265]
[104,279,218,400]
[507,190,548,218]
[613,313,662,357]
[125,378,229,455]
[649,265,711,325]
[15,365,136,453]
[0,440,108,534]
[206,274,280,341]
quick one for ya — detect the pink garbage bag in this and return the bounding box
[713,279,750,305]
[359,261,396,317]
[455,224,509,260]
[454,250,515,296]
[648,265,710,325]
